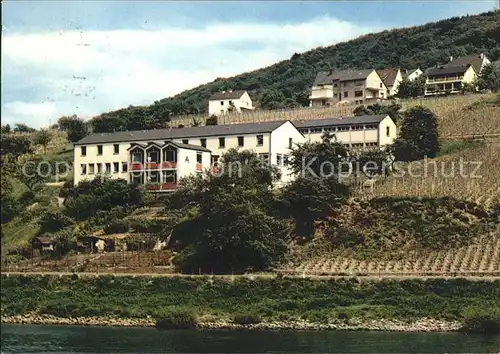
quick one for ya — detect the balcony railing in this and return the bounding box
[145,182,178,191]
[427,76,464,83]
[130,161,177,170]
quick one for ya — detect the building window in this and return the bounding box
[132,151,142,163]
[219,137,225,148]
[256,135,264,146]
[322,99,326,106]
[162,171,177,183]
[200,138,207,148]
[97,163,102,173]
[229,100,233,105]
[81,146,87,156]
[344,91,348,98]
[276,154,283,166]
[386,126,390,137]
[80,164,86,175]
[380,83,383,88]
[148,171,160,183]
[113,162,119,173]
[113,144,119,154]
[355,90,363,97]
[288,138,293,149]
[88,164,95,175]
[196,152,203,164]
[283,155,290,166]
[105,163,111,174]
[122,162,128,172]
[333,83,338,87]
[147,150,160,163]
[164,146,177,162]
[334,93,337,97]
[237,136,244,147]
[220,101,224,106]
[97,145,103,155]
[182,139,189,144]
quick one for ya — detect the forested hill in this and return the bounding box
[92,11,500,132]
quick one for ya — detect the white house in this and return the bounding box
[424,64,477,96]
[208,90,254,116]
[404,68,423,81]
[73,120,305,190]
[377,68,404,97]
[293,114,397,148]
[310,69,387,107]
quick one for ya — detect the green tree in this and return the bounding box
[0,135,33,160]
[166,149,288,273]
[353,102,402,123]
[58,115,88,143]
[1,124,11,134]
[396,76,426,98]
[13,123,36,133]
[476,63,500,92]
[33,129,53,154]
[392,106,440,161]
[282,133,351,237]
[206,115,218,126]
[354,148,391,178]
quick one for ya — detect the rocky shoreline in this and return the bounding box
[1,313,462,332]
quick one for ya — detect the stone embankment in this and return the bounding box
[1,313,461,332]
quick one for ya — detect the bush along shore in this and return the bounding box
[1,275,499,333]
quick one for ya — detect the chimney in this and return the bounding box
[480,53,484,59]
[449,56,453,62]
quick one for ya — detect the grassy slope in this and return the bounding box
[2,275,499,324]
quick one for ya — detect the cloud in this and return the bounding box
[1,17,382,128]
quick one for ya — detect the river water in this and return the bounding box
[1,324,499,353]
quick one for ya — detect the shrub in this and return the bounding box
[233,312,262,325]
[103,219,129,234]
[461,308,500,334]
[39,211,74,234]
[155,308,198,330]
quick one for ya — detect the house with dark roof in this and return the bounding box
[208,90,253,116]
[294,114,397,148]
[377,68,404,97]
[73,120,305,189]
[309,69,387,107]
[445,53,491,74]
[424,64,477,96]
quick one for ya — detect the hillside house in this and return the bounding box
[32,236,55,252]
[424,64,477,96]
[445,53,491,74]
[377,68,404,97]
[293,114,397,148]
[208,90,254,116]
[404,68,423,81]
[74,120,305,189]
[310,69,387,107]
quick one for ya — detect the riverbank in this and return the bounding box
[2,274,499,333]
[1,313,461,332]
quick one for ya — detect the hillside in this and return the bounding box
[92,11,500,128]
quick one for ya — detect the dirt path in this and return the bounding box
[2,271,499,281]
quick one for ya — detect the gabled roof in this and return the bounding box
[209,90,247,100]
[426,65,474,76]
[446,54,487,73]
[293,115,389,129]
[377,68,400,87]
[33,236,54,244]
[76,121,289,145]
[313,69,375,86]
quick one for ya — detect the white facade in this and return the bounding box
[74,121,305,190]
[424,65,477,96]
[406,68,423,81]
[295,115,397,149]
[387,69,404,97]
[208,91,254,116]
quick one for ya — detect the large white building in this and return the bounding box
[74,120,304,190]
[74,115,397,191]
[208,90,254,116]
[293,114,397,148]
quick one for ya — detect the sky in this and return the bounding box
[1,1,497,128]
